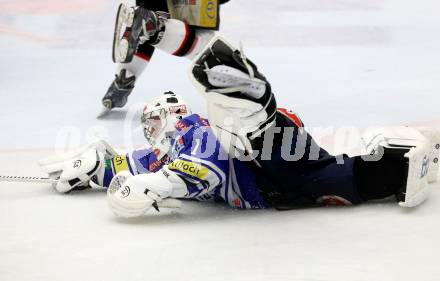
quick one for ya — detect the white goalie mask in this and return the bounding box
[141,92,191,158]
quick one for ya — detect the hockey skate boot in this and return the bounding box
[113,4,164,63]
[101,69,136,112]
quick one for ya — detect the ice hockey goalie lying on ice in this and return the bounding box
[39,37,440,218]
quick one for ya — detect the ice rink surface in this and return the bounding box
[1,1,440,280]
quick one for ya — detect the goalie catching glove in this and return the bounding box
[107,168,183,218]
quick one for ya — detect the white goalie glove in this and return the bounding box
[38,140,117,193]
[107,168,184,218]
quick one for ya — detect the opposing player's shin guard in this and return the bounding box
[362,126,439,207]
[188,36,277,156]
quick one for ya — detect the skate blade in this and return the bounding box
[97,107,112,119]
[97,99,113,118]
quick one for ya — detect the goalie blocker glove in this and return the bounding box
[38,140,117,193]
[41,148,104,193]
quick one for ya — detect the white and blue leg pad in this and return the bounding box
[368,126,434,207]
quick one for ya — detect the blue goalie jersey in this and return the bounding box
[104,114,269,209]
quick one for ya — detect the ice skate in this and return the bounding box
[112,3,161,63]
[99,69,136,117]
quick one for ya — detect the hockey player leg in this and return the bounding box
[113,2,216,62]
[100,46,154,116]
[112,4,165,63]
[100,68,136,116]
[152,20,215,59]
[112,3,133,63]
[188,36,277,154]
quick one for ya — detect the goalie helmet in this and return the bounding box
[141,91,191,158]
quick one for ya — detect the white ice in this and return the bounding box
[1,1,440,280]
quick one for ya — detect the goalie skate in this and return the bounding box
[388,127,440,207]
[112,3,135,63]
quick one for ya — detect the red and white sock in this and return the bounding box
[154,19,215,59]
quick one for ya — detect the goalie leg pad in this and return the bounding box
[400,140,431,207]
[417,128,440,183]
[189,36,277,153]
[365,126,433,207]
[205,65,267,99]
